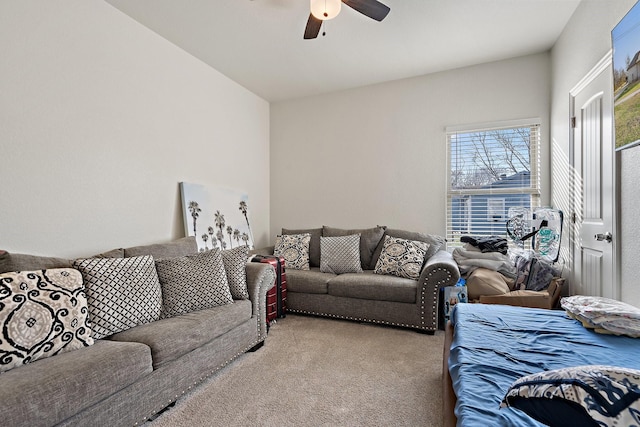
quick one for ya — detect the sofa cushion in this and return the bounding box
[155,249,234,318]
[0,252,72,274]
[373,236,429,280]
[286,268,332,294]
[282,227,322,268]
[73,256,163,339]
[320,234,363,274]
[0,269,94,373]
[274,233,311,270]
[371,229,444,267]
[322,226,386,270]
[109,300,252,368]
[123,236,198,258]
[0,339,152,427]
[328,270,417,303]
[221,245,250,299]
[91,248,125,258]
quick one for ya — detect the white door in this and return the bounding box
[571,54,617,299]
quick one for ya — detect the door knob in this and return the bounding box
[594,232,613,243]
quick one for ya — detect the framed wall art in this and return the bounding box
[180,182,255,251]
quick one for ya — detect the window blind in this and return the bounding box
[445,121,541,250]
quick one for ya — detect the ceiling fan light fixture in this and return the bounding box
[310,0,341,20]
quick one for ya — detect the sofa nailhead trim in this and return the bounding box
[287,308,435,332]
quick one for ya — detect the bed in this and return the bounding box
[443,302,640,426]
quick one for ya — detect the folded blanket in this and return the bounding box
[452,247,516,278]
[561,295,640,338]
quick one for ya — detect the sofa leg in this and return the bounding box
[248,341,265,352]
[417,329,436,335]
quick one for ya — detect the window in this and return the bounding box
[487,198,506,222]
[446,119,541,250]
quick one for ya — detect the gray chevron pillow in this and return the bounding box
[221,245,250,300]
[320,234,363,274]
[155,249,233,318]
[73,255,162,339]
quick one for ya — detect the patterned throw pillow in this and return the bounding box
[73,256,162,339]
[155,249,233,318]
[320,234,363,274]
[501,365,640,427]
[0,269,93,373]
[221,245,250,299]
[373,235,430,280]
[322,226,386,270]
[274,233,311,270]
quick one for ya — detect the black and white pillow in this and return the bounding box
[221,245,250,299]
[155,249,233,318]
[373,236,429,280]
[0,268,94,373]
[320,234,363,274]
[274,233,311,270]
[73,255,162,339]
[502,365,640,427]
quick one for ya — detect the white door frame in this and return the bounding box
[568,50,619,299]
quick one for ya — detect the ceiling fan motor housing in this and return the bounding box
[310,0,341,20]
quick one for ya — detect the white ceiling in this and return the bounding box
[104,0,581,102]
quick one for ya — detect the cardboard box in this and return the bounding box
[479,277,565,309]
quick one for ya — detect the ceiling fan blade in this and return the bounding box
[342,0,390,21]
[304,14,322,39]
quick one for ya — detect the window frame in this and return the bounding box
[445,118,541,250]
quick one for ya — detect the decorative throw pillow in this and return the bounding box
[322,226,386,270]
[0,269,93,373]
[371,229,443,268]
[501,365,640,427]
[373,236,429,280]
[221,245,250,299]
[282,228,322,268]
[73,256,162,339]
[155,249,233,318]
[320,234,363,274]
[274,233,311,270]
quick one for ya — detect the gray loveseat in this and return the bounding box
[258,226,460,333]
[0,237,275,427]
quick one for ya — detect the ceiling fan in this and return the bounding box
[304,0,390,39]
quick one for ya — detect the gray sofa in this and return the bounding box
[0,237,276,427]
[259,226,460,333]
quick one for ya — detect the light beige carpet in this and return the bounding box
[147,315,444,427]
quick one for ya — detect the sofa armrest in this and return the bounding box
[416,250,460,331]
[245,262,276,341]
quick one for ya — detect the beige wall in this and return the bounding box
[270,53,551,241]
[550,0,639,306]
[0,0,271,258]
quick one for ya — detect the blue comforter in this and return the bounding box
[448,303,640,426]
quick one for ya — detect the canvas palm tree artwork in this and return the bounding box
[180,182,254,252]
